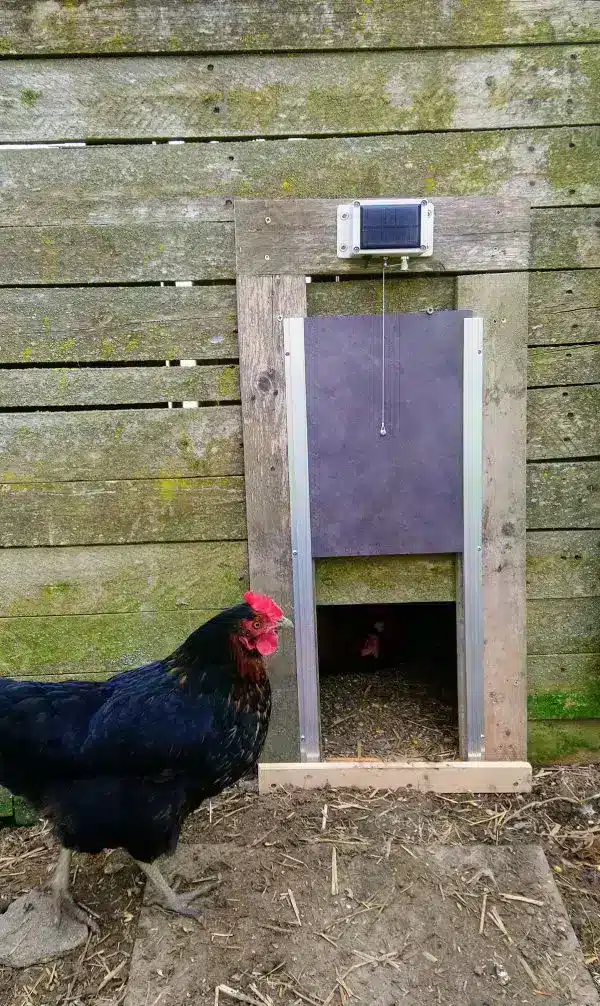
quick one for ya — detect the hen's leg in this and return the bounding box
[136,860,219,919]
[45,847,99,934]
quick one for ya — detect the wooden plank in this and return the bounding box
[528,346,600,386]
[258,761,532,794]
[1,1,598,54]
[0,541,248,617]
[0,610,219,680]
[529,597,600,653]
[528,653,600,720]
[0,271,593,367]
[311,532,600,605]
[532,207,600,270]
[527,461,600,528]
[0,407,244,483]
[315,555,456,605]
[0,476,246,547]
[235,273,307,762]
[308,275,455,316]
[458,273,529,762]
[2,46,599,142]
[2,128,598,223]
[529,271,600,345]
[10,271,594,359]
[0,285,238,363]
[528,720,600,763]
[529,652,600,693]
[0,206,596,285]
[1,532,591,619]
[527,385,600,459]
[526,530,600,599]
[236,198,531,276]
[0,220,234,285]
[0,364,239,409]
[308,280,599,373]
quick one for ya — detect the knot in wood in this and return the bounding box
[257,371,275,394]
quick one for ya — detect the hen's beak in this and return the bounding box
[279,615,294,629]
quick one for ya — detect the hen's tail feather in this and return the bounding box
[0,677,112,802]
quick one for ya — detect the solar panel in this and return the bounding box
[360,203,422,251]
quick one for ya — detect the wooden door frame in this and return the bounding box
[235,197,531,793]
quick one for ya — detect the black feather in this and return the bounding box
[0,602,271,862]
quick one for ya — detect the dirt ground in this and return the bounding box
[1,765,600,1006]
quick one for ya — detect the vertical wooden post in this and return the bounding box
[236,274,307,762]
[457,273,529,760]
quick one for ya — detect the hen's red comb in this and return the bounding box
[244,591,284,621]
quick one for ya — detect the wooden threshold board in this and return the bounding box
[258,761,532,794]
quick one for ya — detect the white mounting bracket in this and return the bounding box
[337,198,434,260]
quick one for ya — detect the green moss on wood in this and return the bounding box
[315,555,456,605]
[308,276,455,317]
[526,532,600,600]
[0,542,248,619]
[0,409,244,484]
[226,84,287,132]
[1,1,599,55]
[409,70,458,132]
[217,365,241,400]
[528,597,600,654]
[305,74,400,133]
[448,0,515,46]
[546,129,600,201]
[578,46,600,119]
[20,88,41,108]
[0,610,220,679]
[528,719,600,764]
[528,686,600,720]
[0,475,247,548]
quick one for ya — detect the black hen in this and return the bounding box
[0,591,291,928]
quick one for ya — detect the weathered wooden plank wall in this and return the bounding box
[1,1,599,53]
[0,1,598,812]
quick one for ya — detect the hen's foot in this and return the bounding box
[46,886,100,935]
[154,883,220,920]
[136,860,220,920]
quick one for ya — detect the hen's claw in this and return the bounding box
[49,887,100,934]
[136,860,220,920]
[154,880,220,919]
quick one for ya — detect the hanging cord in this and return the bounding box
[380,258,388,436]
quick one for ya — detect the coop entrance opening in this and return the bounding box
[318,603,458,762]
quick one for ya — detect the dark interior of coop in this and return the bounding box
[317,603,458,761]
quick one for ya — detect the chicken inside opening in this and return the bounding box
[317,603,459,761]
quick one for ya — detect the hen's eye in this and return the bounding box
[252,618,261,630]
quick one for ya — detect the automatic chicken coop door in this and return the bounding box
[284,310,484,764]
